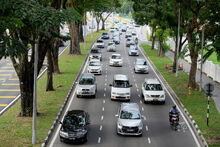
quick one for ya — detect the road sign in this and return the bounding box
[204,83,214,96]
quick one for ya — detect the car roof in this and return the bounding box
[66,110,86,117]
[121,103,139,111]
[114,74,128,81]
[81,73,95,79]
[144,78,160,84]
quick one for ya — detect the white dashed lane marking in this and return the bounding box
[140,100,142,104]
[100,125,103,131]
[142,107,144,111]
[148,137,151,144]
[104,88,106,91]
[146,126,148,131]
[135,84,138,88]
[103,100,105,104]
[98,137,101,143]
[102,107,105,111]
[137,89,139,92]
[104,93,106,97]
[138,94,141,98]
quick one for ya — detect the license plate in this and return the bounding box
[154,99,158,101]
[127,129,134,132]
[69,138,75,140]
[83,92,89,94]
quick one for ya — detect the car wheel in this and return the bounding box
[141,93,144,98]
[60,138,64,142]
[93,93,96,98]
[161,101,165,104]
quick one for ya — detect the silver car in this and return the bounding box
[89,48,102,61]
[76,73,97,98]
[128,45,139,56]
[96,39,104,48]
[116,103,143,136]
[134,58,149,73]
[109,54,123,67]
[107,41,116,52]
[88,60,102,75]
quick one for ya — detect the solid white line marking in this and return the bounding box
[139,45,200,147]
[148,137,151,144]
[103,100,105,103]
[142,107,144,111]
[102,107,105,111]
[98,137,101,143]
[146,126,148,131]
[100,125,103,131]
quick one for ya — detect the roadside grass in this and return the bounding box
[0,29,108,147]
[142,44,220,147]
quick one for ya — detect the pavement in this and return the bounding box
[165,51,220,113]
[48,24,200,147]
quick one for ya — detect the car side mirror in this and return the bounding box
[75,81,78,84]
[115,114,119,117]
[109,84,112,86]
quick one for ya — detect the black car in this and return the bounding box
[59,110,90,143]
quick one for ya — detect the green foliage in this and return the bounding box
[162,43,171,53]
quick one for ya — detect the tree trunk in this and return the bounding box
[151,27,155,50]
[187,32,198,89]
[51,38,60,74]
[101,17,105,30]
[157,41,163,57]
[68,22,81,55]
[96,17,100,32]
[46,42,54,91]
[79,21,84,42]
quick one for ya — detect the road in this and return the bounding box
[48,26,200,147]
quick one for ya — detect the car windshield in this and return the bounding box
[79,78,94,85]
[89,61,100,66]
[91,49,101,53]
[113,80,129,88]
[112,55,121,59]
[120,110,140,119]
[145,84,163,91]
[97,40,103,43]
[102,33,107,35]
[63,115,86,130]
[136,60,147,65]
[108,42,114,46]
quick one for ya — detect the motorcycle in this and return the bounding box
[170,114,179,131]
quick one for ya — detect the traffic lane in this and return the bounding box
[97,35,154,147]
[122,40,198,146]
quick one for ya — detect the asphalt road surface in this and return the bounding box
[48,28,200,147]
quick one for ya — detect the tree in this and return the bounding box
[0,0,78,116]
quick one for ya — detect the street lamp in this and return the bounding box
[176,1,181,77]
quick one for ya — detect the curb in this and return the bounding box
[140,45,208,147]
[41,37,101,147]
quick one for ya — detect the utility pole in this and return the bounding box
[91,11,94,39]
[176,2,180,77]
[84,12,86,50]
[200,26,205,92]
[32,36,38,144]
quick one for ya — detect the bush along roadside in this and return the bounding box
[141,44,220,147]
[0,30,108,147]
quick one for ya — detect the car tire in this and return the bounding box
[77,95,80,98]
[93,93,96,98]
[161,101,165,104]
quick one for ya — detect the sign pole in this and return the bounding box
[207,95,210,126]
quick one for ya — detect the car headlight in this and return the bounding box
[112,92,117,95]
[77,130,87,137]
[138,125,143,130]
[60,130,68,138]
[160,95,164,98]
[118,123,123,129]
[125,92,130,95]
[145,94,151,97]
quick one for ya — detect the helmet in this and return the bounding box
[172,105,176,109]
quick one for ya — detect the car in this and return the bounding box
[59,110,90,143]
[116,103,143,136]
[134,58,149,74]
[88,60,102,75]
[76,73,97,98]
[107,41,116,52]
[125,31,132,38]
[110,27,115,32]
[121,26,127,32]
[101,32,110,39]
[109,54,123,67]
[109,74,132,101]
[132,30,137,35]
[126,38,134,47]
[95,39,104,48]
[113,36,120,44]
[128,45,139,56]
[141,78,165,104]
[89,48,102,61]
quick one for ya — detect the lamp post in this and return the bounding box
[200,26,205,92]
[176,2,181,77]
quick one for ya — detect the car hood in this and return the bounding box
[144,90,165,95]
[63,125,87,132]
[129,49,139,52]
[112,87,130,93]
[118,119,142,127]
[135,65,148,68]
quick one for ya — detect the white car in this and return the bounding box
[96,39,104,48]
[141,78,165,104]
[128,45,139,56]
[134,58,148,73]
[88,60,102,75]
[109,74,132,101]
[109,54,123,67]
[107,42,116,52]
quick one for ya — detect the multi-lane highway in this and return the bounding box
[48,25,200,147]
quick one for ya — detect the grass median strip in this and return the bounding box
[0,29,108,147]
[142,44,220,147]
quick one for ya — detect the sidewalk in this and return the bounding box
[165,51,220,113]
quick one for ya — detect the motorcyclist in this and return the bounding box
[169,105,179,123]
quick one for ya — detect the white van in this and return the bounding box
[109,74,132,101]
